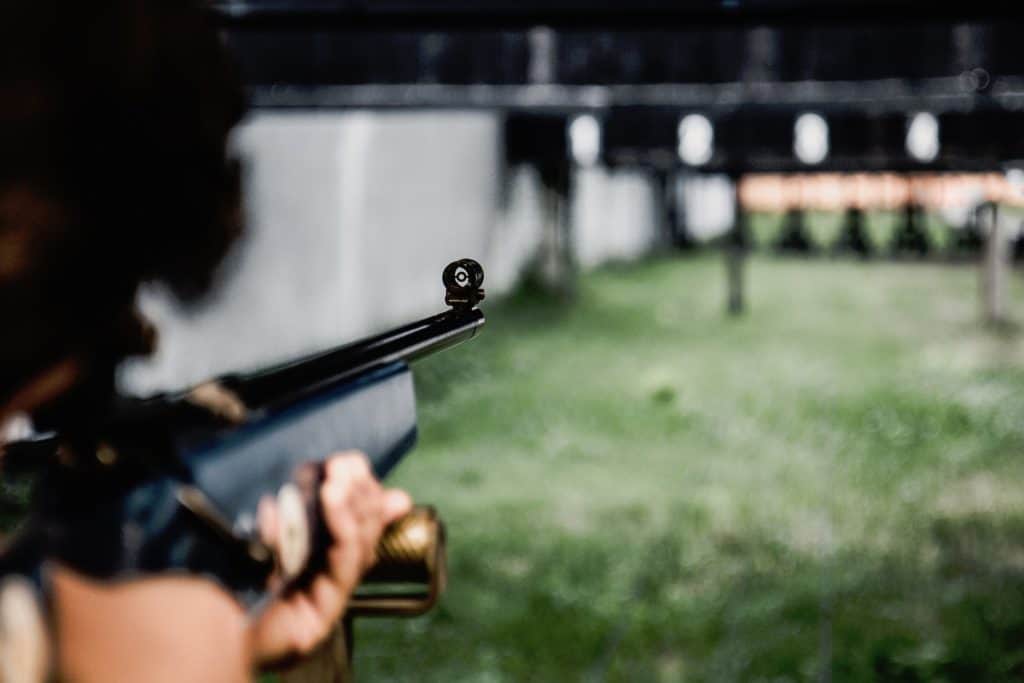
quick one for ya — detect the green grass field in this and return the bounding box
[353,255,1024,682]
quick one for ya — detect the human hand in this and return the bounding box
[247,452,412,667]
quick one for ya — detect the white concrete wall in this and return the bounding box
[573,167,663,269]
[121,112,678,394]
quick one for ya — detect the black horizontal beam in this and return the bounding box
[211,1,1021,29]
[248,80,1024,113]
[216,2,1024,170]
[501,107,1024,174]
[224,23,1024,100]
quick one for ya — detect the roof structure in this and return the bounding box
[212,1,1024,171]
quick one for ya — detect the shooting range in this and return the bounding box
[7,1,1024,680]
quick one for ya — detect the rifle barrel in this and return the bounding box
[224,307,485,408]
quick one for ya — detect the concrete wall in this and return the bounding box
[573,167,663,269]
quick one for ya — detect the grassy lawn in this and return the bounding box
[354,254,1024,682]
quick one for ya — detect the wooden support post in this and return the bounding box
[537,162,575,298]
[834,207,871,259]
[980,202,1010,326]
[891,203,930,259]
[656,169,674,248]
[775,208,813,255]
[725,183,747,316]
[662,170,696,250]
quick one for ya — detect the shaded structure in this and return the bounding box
[216,2,1023,127]
[504,112,575,295]
[213,0,1024,175]
[600,108,696,249]
[210,0,1024,318]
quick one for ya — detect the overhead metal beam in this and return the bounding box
[225,22,1024,109]
[214,2,1024,171]
[248,78,1024,113]
[211,1,1021,29]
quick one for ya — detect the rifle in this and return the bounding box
[0,258,486,676]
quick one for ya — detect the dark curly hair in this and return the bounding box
[0,0,246,407]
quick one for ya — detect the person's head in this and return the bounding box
[0,0,245,422]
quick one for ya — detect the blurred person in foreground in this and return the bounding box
[0,1,411,680]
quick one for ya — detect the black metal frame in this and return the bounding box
[211,1,1021,29]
